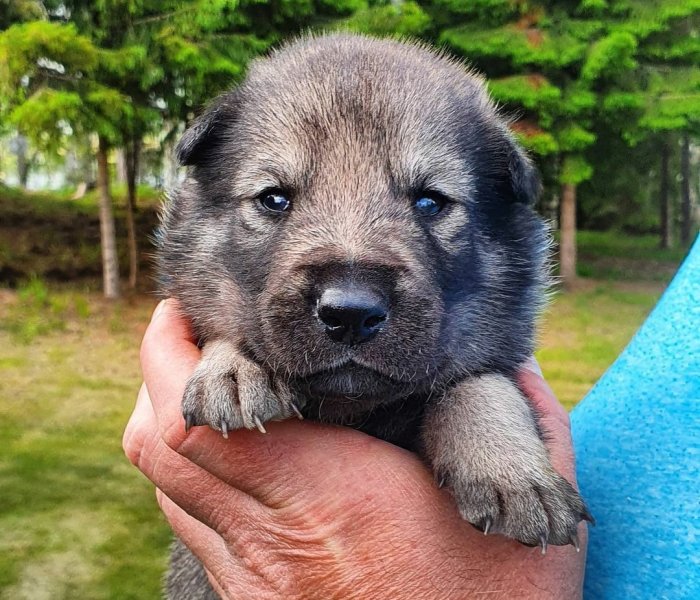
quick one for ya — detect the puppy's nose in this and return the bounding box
[317,287,388,345]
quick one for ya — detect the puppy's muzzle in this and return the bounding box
[317,286,388,346]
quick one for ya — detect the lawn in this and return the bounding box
[0,186,684,598]
[536,280,664,409]
[0,277,668,598]
[0,288,167,599]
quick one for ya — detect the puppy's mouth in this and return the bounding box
[296,360,429,403]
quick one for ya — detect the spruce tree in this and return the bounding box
[431,0,700,283]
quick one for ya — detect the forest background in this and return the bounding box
[0,1,697,597]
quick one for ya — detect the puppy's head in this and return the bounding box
[160,34,548,418]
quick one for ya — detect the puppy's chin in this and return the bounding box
[294,362,429,420]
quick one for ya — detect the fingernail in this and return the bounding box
[151,299,168,322]
[523,356,543,377]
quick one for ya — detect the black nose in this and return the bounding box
[317,287,388,345]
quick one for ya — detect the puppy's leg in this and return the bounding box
[422,374,589,548]
[183,339,303,436]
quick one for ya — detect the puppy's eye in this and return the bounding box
[414,193,445,217]
[259,191,290,213]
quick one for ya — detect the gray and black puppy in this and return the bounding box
[158,33,590,598]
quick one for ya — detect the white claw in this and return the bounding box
[254,416,267,434]
[483,519,491,536]
[290,402,303,420]
[221,421,229,439]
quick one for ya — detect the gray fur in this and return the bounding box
[157,33,588,598]
[422,374,588,546]
[166,539,219,600]
[183,339,303,434]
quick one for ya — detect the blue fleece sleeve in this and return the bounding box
[571,237,700,599]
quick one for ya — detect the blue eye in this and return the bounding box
[259,191,290,213]
[414,194,445,216]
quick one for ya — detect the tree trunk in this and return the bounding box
[124,137,140,289]
[16,135,30,188]
[560,183,577,289]
[97,136,121,299]
[17,155,30,188]
[163,134,179,191]
[681,133,692,246]
[659,141,672,250]
[115,148,128,184]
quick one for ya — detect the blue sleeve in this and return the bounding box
[571,237,700,599]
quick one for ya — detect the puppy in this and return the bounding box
[158,33,590,598]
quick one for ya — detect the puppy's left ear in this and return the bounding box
[176,110,220,166]
[176,94,236,167]
[508,144,542,205]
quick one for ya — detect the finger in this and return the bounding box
[140,299,201,446]
[518,358,569,427]
[517,361,577,484]
[156,488,226,558]
[122,382,152,462]
[124,383,271,538]
[176,417,423,510]
[203,567,228,600]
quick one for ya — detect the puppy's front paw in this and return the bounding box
[183,340,303,437]
[423,374,592,551]
[440,461,592,550]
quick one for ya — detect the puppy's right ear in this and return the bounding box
[176,96,234,167]
[508,144,542,206]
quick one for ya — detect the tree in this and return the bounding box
[343,1,431,37]
[431,0,700,283]
[9,134,36,187]
[576,3,700,247]
[433,0,604,287]
[0,20,127,298]
[0,0,47,30]
[633,9,700,247]
[2,0,374,295]
[681,133,693,245]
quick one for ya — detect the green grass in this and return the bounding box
[0,183,161,218]
[576,230,689,262]
[0,290,170,600]
[0,276,667,598]
[0,187,685,597]
[0,185,160,290]
[575,230,689,282]
[536,281,663,409]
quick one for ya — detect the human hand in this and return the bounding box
[123,300,587,599]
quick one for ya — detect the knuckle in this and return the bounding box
[122,430,143,467]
